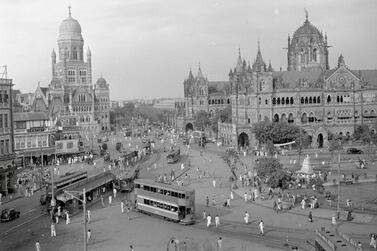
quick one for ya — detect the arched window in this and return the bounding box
[286,97,290,104]
[73,48,78,60]
[301,113,308,123]
[208,100,211,105]
[281,113,287,122]
[309,97,312,104]
[309,112,315,123]
[273,114,279,122]
[288,113,294,123]
[317,96,321,103]
[313,97,317,103]
[290,97,294,104]
[277,98,280,105]
[305,97,308,104]
[313,48,317,62]
[212,100,215,104]
[327,95,331,103]
[301,97,304,104]
[221,99,224,104]
[272,98,276,105]
[227,99,230,104]
[282,98,285,105]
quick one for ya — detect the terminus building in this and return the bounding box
[183,13,377,148]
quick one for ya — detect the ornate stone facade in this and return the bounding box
[184,13,377,148]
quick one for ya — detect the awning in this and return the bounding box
[66,173,116,194]
[56,193,73,203]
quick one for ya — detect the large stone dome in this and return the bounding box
[58,14,83,41]
[292,19,323,42]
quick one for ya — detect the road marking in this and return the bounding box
[23,208,37,215]
[0,214,43,239]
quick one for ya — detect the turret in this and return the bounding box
[337,54,345,67]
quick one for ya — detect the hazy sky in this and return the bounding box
[1,0,377,100]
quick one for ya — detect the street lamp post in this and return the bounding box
[337,148,341,219]
[64,188,87,251]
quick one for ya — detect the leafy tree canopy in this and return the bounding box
[194,111,211,130]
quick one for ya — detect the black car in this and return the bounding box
[346,148,363,154]
[1,208,20,222]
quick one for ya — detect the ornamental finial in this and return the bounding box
[305,8,308,21]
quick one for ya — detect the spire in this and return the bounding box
[237,47,242,66]
[267,60,274,72]
[188,67,194,79]
[305,8,308,21]
[197,62,203,78]
[252,41,266,72]
[68,5,72,17]
[337,54,345,67]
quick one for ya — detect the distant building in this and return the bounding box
[13,112,56,167]
[0,78,15,196]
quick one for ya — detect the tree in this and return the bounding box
[194,111,211,130]
[267,169,292,189]
[210,107,232,135]
[254,157,283,180]
[222,148,240,189]
[102,143,108,151]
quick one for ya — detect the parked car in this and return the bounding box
[1,208,20,222]
[346,148,363,154]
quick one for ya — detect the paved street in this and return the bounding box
[1,137,377,250]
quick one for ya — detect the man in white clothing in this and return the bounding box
[109,195,112,206]
[244,211,249,224]
[259,220,264,235]
[50,223,56,237]
[206,214,212,227]
[215,215,220,228]
[113,188,117,198]
[121,201,124,213]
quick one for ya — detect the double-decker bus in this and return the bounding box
[134,179,195,225]
[167,148,180,164]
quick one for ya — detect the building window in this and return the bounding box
[4,91,8,103]
[5,139,9,155]
[81,77,86,83]
[72,49,78,60]
[4,114,8,128]
[0,114,2,129]
[79,70,86,76]
[68,77,75,83]
[0,91,2,103]
[0,140,3,155]
[68,70,75,76]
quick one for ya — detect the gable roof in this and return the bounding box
[272,70,323,89]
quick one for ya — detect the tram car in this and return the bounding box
[134,179,195,225]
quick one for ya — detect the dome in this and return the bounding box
[58,14,83,41]
[292,19,323,42]
[96,77,107,85]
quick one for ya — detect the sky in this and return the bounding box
[1,0,377,101]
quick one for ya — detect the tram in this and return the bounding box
[134,179,195,225]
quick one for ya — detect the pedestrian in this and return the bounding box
[65,211,70,224]
[369,234,376,249]
[230,191,234,200]
[212,195,216,206]
[206,196,209,207]
[87,210,91,223]
[212,178,216,188]
[109,195,112,206]
[202,210,207,221]
[87,229,91,242]
[215,215,220,228]
[308,211,313,222]
[130,245,135,251]
[357,241,363,251]
[55,213,59,224]
[301,198,306,209]
[206,214,212,227]
[50,222,56,237]
[121,201,124,213]
[101,195,105,207]
[217,236,222,250]
[226,197,230,207]
[259,220,264,235]
[273,200,277,213]
[244,192,248,202]
[35,240,41,251]
[244,211,249,224]
[126,206,131,221]
[113,187,117,198]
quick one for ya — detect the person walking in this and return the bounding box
[226,197,230,207]
[301,198,306,210]
[50,222,56,237]
[87,229,91,243]
[308,211,313,223]
[212,178,216,188]
[35,240,41,251]
[206,196,209,207]
[121,201,124,213]
[244,192,248,202]
[113,187,117,198]
[65,211,70,224]
[244,211,249,224]
[57,206,61,222]
[109,195,112,206]
[230,191,234,200]
[126,206,131,221]
[217,236,223,251]
[202,210,207,221]
[87,210,91,223]
[206,214,212,228]
[215,215,220,228]
[259,220,264,235]
[212,196,216,206]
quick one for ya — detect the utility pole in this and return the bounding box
[337,146,341,219]
[65,189,87,251]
